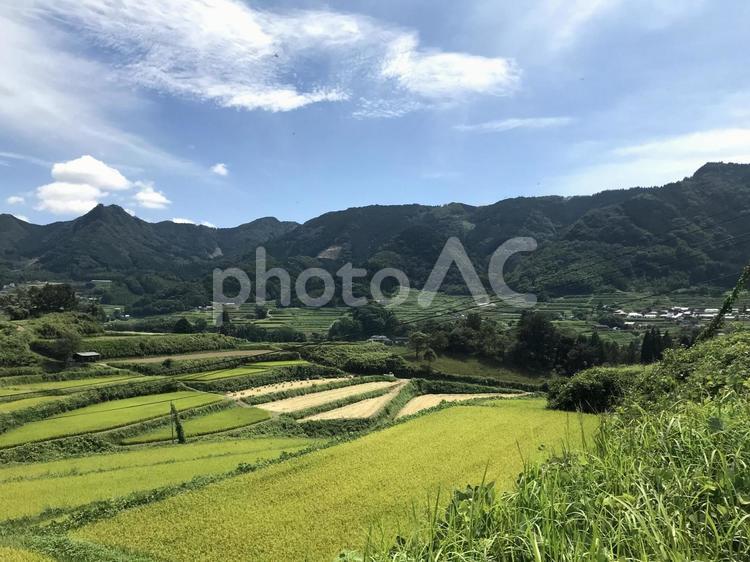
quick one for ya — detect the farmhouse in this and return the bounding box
[74,351,102,363]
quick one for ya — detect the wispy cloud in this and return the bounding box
[5,196,25,205]
[28,0,519,117]
[455,116,573,133]
[557,127,750,194]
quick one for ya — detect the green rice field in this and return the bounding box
[0,396,68,414]
[0,375,146,398]
[75,398,597,561]
[122,406,271,444]
[0,437,317,521]
[180,360,309,381]
[0,391,222,448]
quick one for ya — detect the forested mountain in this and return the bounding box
[2,162,750,300]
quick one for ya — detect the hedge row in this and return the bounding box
[80,333,243,359]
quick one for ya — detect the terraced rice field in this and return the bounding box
[0,546,52,561]
[0,391,222,448]
[0,437,316,521]
[227,377,352,399]
[397,393,521,418]
[75,399,596,561]
[0,395,67,414]
[0,375,146,397]
[181,360,309,382]
[114,349,272,363]
[302,381,407,420]
[258,381,399,414]
[122,406,271,444]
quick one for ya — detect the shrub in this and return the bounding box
[82,333,242,359]
[547,366,647,413]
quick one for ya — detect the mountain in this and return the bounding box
[2,162,750,300]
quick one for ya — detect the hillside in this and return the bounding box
[2,162,750,296]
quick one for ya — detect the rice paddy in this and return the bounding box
[258,380,399,413]
[180,360,309,381]
[0,375,145,397]
[75,399,596,561]
[0,391,223,448]
[121,405,271,444]
[0,437,317,521]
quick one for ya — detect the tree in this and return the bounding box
[173,317,194,334]
[423,346,437,364]
[29,284,77,315]
[171,402,186,444]
[409,331,428,360]
[511,312,560,372]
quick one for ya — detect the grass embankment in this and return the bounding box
[121,406,271,444]
[0,437,316,521]
[112,349,271,364]
[75,398,596,561]
[396,350,543,385]
[0,391,222,448]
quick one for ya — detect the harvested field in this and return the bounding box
[397,393,522,418]
[303,381,407,420]
[259,381,399,414]
[112,349,272,364]
[227,377,352,399]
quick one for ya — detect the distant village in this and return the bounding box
[611,306,749,330]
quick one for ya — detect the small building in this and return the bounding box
[367,335,393,345]
[74,351,102,363]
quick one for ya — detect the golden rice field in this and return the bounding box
[75,399,597,561]
[0,437,317,521]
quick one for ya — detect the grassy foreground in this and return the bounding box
[74,399,596,561]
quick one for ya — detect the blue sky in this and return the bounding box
[1,0,749,227]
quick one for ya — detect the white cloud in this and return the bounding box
[12,214,29,222]
[201,221,217,228]
[51,155,130,190]
[124,208,136,216]
[28,0,518,116]
[382,35,519,100]
[558,127,750,194]
[33,155,169,215]
[211,163,229,177]
[6,196,25,205]
[36,182,102,214]
[456,116,573,133]
[171,217,195,225]
[134,183,170,209]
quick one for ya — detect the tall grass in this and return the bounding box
[364,393,750,561]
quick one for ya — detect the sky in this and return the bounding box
[1,0,749,227]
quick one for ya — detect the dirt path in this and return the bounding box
[258,381,399,414]
[227,377,353,400]
[301,381,407,421]
[396,393,524,418]
[110,349,272,364]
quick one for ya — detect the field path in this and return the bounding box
[258,381,398,414]
[227,377,352,400]
[302,381,407,420]
[397,393,525,418]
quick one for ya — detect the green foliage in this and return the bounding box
[547,366,647,413]
[81,333,241,359]
[366,395,750,562]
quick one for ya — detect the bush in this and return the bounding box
[547,366,647,413]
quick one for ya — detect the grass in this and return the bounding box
[0,391,223,448]
[75,398,596,561]
[121,406,271,444]
[180,360,309,381]
[0,375,146,398]
[396,350,544,384]
[0,437,317,521]
[0,546,52,561]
